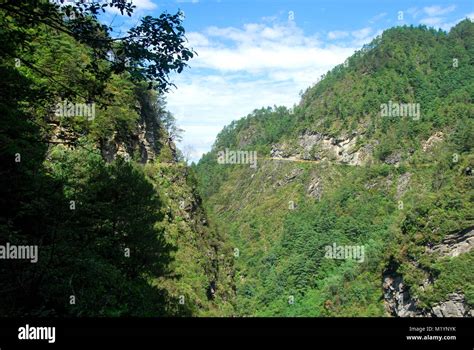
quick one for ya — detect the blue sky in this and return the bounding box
[102,0,474,162]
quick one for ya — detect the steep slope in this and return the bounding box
[0,13,234,316]
[95,92,236,316]
[195,21,474,316]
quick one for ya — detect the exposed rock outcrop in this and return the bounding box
[100,115,161,164]
[395,172,411,199]
[431,293,473,317]
[384,227,474,317]
[270,143,292,159]
[307,176,323,200]
[427,227,474,258]
[422,132,444,152]
[383,270,424,317]
[383,271,474,317]
[274,168,304,187]
[383,152,402,166]
[270,131,374,166]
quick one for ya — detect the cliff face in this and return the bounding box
[45,90,236,316]
[270,131,375,166]
[98,93,165,164]
[383,273,474,317]
[384,277,474,317]
[144,160,235,316]
[196,21,474,316]
[99,120,159,164]
[383,227,474,317]
[96,108,235,315]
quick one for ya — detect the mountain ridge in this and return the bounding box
[195,20,474,316]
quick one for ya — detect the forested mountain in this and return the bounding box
[0,0,234,316]
[195,20,474,316]
[1,0,472,319]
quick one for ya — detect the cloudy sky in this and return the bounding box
[102,0,474,162]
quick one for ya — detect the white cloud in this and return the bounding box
[350,27,381,47]
[190,45,350,72]
[418,12,472,31]
[420,16,444,26]
[166,21,360,162]
[351,27,372,39]
[406,5,468,31]
[408,5,456,20]
[106,0,157,16]
[369,12,387,24]
[132,0,158,10]
[418,5,456,29]
[328,30,349,40]
[407,7,422,19]
[186,32,210,47]
[423,5,456,17]
[203,22,320,48]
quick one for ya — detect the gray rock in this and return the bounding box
[383,270,473,317]
[384,152,402,166]
[270,132,373,166]
[396,172,411,199]
[383,273,422,317]
[427,227,474,258]
[274,168,303,187]
[431,293,468,317]
[307,176,323,200]
[270,144,290,158]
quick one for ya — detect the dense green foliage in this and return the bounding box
[196,21,474,316]
[2,0,472,318]
[0,1,232,316]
